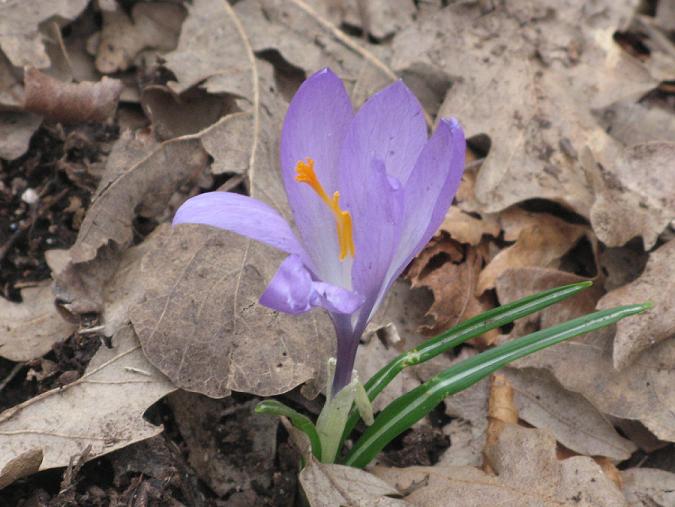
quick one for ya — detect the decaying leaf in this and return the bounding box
[622,468,675,507]
[477,211,590,294]
[23,67,123,123]
[0,325,175,487]
[0,0,89,69]
[67,127,207,265]
[129,224,334,399]
[498,268,675,442]
[583,143,675,249]
[0,282,76,362]
[392,1,655,217]
[504,368,636,460]
[323,0,416,40]
[439,206,500,246]
[597,239,675,369]
[163,0,252,98]
[95,1,185,74]
[595,100,675,146]
[376,426,627,507]
[300,458,408,507]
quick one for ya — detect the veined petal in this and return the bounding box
[260,255,364,315]
[341,80,427,185]
[280,68,354,287]
[173,192,304,256]
[389,118,466,285]
[338,157,404,318]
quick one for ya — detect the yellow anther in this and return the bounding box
[295,158,355,261]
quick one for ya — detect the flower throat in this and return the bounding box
[295,157,355,261]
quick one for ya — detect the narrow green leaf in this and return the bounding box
[255,399,322,460]
[343,303,649,468]
[341,281,592,443]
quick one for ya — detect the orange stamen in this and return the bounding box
[295,157,355,261]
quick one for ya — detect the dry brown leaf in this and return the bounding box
[477,212,589,294]
[597,239,675,369]
[583,143,675,249]
[129,224,334,398]
[0,0,89,69]
[67,127,208,265]
[392,1,654,216]
[595,100,675,146]
[376,424,627,506]
[323,0,416,40]
[504,368,636,461]
[439,206,500,246]
[497,268,675,442]
[23,67,122,123]
[95,1,185,74]
[0,282,76,362]
[622,468,675,507]
[0,324,175,488]
[300,458,408,507]
[0,111,42,160]
[163,0,252,98]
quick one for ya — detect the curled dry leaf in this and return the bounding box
[597,239,675,369]
[477,211,590,295]
[299,457,408,507]
[95,2,185,74]
[583,143,675,249]
[392,1,654,216]
[129,224,334,398]
[0,282,76,362]
[498,268,675,443]
[622,468,675,507]
[23,67,123,123]
[0,0,89,68]
[0,325,175,488]
[67,127,207,265]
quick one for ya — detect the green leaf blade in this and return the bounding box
[343,303,649,468]
[255,399,322,460]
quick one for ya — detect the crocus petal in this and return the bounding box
[341,80,427,185]
[391,118,466,279]
[339,157,404,318]
[260,255,364,315]
[280,68,354,287]
[173,192,304,256]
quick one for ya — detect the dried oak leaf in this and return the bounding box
[477,211,590,295]
[0,324,175,488]
[622,468,675,507]
[391,0,654,216]
[0,282,76,362]
[497,268,675,443]
[0,0,89,68]
[597,239,675,369]
[504,368,636,460]
[323,0,416,40]
[299,458,408,507]
[439,206,500,246]
[23,67,123,123]
[583,143,675,249]
[163,0,252,97]
[95,2,185,74]
[376,426,626,506]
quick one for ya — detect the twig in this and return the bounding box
[0,363,24,393]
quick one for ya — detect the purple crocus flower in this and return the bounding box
[174,69,465,393]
